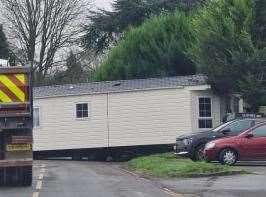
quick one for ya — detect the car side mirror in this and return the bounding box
[245,133,254,138]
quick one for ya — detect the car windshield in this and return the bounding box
[212,120,236,132]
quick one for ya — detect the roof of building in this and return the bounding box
[33,74,208,98]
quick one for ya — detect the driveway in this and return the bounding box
[0,161,266,197]
[0,160,181,197]
[156,162,266,197]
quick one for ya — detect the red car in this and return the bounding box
[204,122,266,165]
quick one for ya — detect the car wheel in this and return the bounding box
[191,144,206,161]
[219,149,237,165]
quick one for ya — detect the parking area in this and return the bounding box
[0,160,181,197]
[157,162,266,197]
[1,161,266,197]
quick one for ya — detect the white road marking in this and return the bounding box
[41,164,46,168]
[38,173,44,180]
[139,177,151,182]
[162,188,185,197]
[33,164,47,197]
[120,168,189,197]
[36,180,43,190]
[120,168,140,177]
[32,192,39,197]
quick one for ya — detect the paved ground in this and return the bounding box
[0,161,266,197]
[156,162,266,197]
[0,160,179,197]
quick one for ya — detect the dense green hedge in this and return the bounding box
[94,11,196,81]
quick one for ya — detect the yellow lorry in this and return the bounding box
[0,66,33,186]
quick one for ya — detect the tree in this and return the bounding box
[47,51,88,85]
[252,0,266,49]
[190,0,266,111]
[0,25,9,59]
[0,0,89,84]
[82,0,204,54]
[94,11,196,81]
[243,0,266,109]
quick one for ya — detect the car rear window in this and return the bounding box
[253,125,266,137]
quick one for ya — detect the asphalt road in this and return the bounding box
[1,161,266,197]
[0,160,181,197]
[158,162,266,197]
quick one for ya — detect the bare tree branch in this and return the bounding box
[0,0,90,84]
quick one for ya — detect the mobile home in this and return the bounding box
[33,75,238,160]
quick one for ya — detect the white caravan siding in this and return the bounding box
[33,94,108,151]
[108,88,192,147]
[33,87,221,151]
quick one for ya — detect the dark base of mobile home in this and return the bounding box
[33,144,174,161]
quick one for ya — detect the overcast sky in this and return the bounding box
[93,0,113,10]
[0,0,114,23]
[0,0,115,64]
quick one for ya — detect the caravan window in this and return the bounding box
[198,97,213,129]
[76,103,89,119]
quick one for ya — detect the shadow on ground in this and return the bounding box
[235,161,266,166]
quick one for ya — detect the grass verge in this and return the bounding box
[127,153,247,178]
